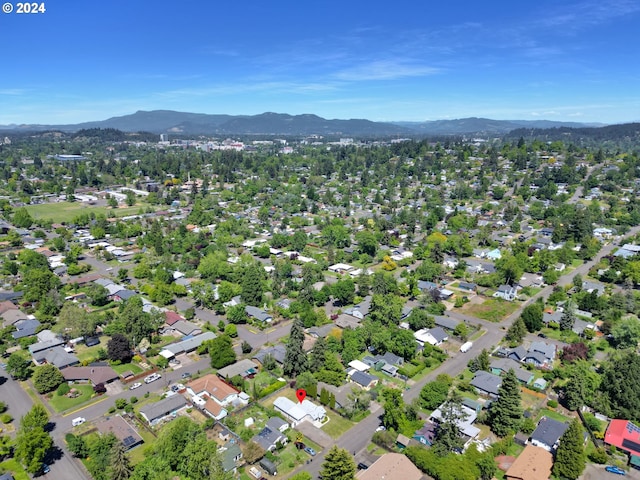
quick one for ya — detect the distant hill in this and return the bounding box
[504,122,640,149]
[0,110,607,136]
[392,117,604,135]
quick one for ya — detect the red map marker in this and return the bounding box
[296,388,307,403]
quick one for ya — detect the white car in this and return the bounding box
[375,425,386,432]
[72,417,86,427]
[144,373,161,384]
[129,382,142,390]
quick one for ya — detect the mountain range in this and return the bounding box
[0,110,607,136]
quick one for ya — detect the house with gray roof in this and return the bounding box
[253,345,286,365]
[471,371,502,398]
[530,416,569,452]
[493,285,517,301]
[490,358,534,385]
[39,347,79,369]
[252,420,288,452]
[529,341,556,363]
[12,318,40,339]
[160,331,217,357]
[245,305,272,323]
[434,315,460,331]
[582,281,606,296]
[349,371,378,390]
[220,441,243,474]
[216,359,259,379]
[140,395,188,426]
[307,324,335,338]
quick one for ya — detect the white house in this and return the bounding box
[273,397,326,427]
[493,285,517,301]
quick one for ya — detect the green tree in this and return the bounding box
[612,317,640,349]
[332,277,355,306]
[283,319,308,378]
[319,445,356,480]
[240,262,265,306]
[109,442,132,480]
[20,404,49,431]
[433,391,467,456]
[15,426,53,474]
[368,294,403,326]
[6,352,32,380]
[32,364,65,394]
[66,433,89,458]
[490,369,523,437]
[309,337,326,372]
[206,335,236,369]
[521,302,544,333]
[420,375,452,410]
[153,417,201,470]
[553,419,586,480]
[505,317,527,346]
[12,207,34,228]
[560,301,577,331]
[382,387,407,431]
[107,333,132,362]
[599,351,640,421]
[179,432,227,480]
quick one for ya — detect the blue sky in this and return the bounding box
[1,0,639,125]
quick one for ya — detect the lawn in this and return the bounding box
[74,337,109,362]
[537,408,572,423]
[127,428,157,465]
[25,202,151,224]
[462,298,520,322]
[111,362,144,376]
[0,458,30,480]
[48,384,100,413]
[321,410,355,439]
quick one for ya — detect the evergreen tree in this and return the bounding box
[283,319,308,378]
[553,419,586,480]
[433,391,467,456]
[490,369,523,437]
[109,443,132,480]
[505,317,527,346]
[309,337,326,372]
[240,262,264,306]
[560,300,577,331]
[319,445,356,480]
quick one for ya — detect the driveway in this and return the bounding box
[581,464,640,479]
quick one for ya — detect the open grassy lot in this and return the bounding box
[462,298,520,322]
[25,202,148,224]
[111,362,144,376]
[48,384,101,413]
[0,458,30,480]
[537,408,572,423]
[321,410,355,438]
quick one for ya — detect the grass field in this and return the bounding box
[25,202,148,224]
[462,298,520,322]
[48,384,98,413]
[0,458,30,480]
[537,408,572,423]
[321,410,355,438]
[111,362,144,376]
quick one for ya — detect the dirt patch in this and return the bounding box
[495,455,515,471]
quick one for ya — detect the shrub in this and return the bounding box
[258,380,287,398]
[115,398,128,409]
[1,413,13,424]
[547,399,558,408]
[130,396,138,404]
[107,406,116,414]
[588,447,608,464]
[57,383,71,396]
[0,401,6,414]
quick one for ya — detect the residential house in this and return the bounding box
[273,397,326,427]
[430,402,480,443]
[355,453,422,480]
[433,315,461,331]
[245,305,272,323]
[62,366,119,385]
[349,371,378,390]
[96,415,144,451]
[140,395,189,426]
[493,285,517,301]
[219,441,243,475]
[170,320,202,337]
[413,422,437,446]
[316,382,353,410]
[490,358,534,385]
[582,281,606,296]
[1,309,29,328]
[252,417,289,452]
[253,345,286,366]
[529,341,556,365]
[343,296,372,319]
[471,371,502,398]
[458,282,477,292]
[529,416,569,452]
[307,324,335,338]
[186,374,246,421]
[414,327,448,347]
[605,419,640,462]
[504,445,553,480]
[216,359,259,380]
[11,318,41,339]
[159,331,217,359]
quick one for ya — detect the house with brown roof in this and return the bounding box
[62,366,119,385]
[95,415,144,451]
[0,300,18,315]
[356,453,422,480]
[504,445,553,480]
[186,374,248,420]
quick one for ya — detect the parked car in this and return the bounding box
[171,385,180,393]
[375,425,386,432]
[42,464,50,474]
[537,333,547,338]
[71,417,86,427]
[605,466,626,475]
[357,463,369,470]
[129,382,142,390]
[181,372,192,379]
[144,373,161,384]
[304,447,316,456]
